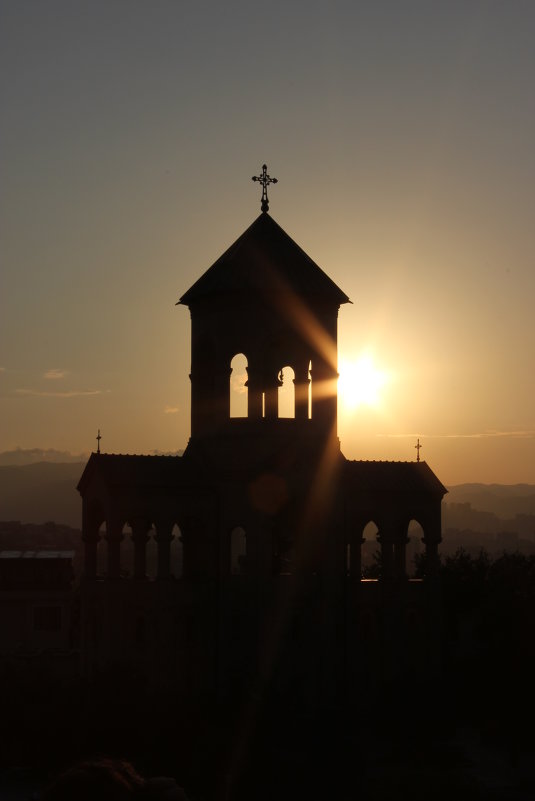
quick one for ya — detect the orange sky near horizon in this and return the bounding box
[1,1,534,485]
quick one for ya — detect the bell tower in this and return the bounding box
[77,166,446,713]
[178,169,350,467]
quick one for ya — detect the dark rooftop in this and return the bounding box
[179,212,350,306]
[77,453,194,494]
[344,460,448,495]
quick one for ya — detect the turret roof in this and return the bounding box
[179,213,350,306]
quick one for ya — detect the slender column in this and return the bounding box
[155,521,174,580]
[264,372,281,420]
[377,526,394,580]
[393,524,409,578]
[131,518,150,580]
[105,519,123,579]
[82,509,100,580]
[245,365,263,420]
[294,364,310,421]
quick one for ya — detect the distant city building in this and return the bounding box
[0,550,75,655]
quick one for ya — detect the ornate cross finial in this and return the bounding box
[252,163,278,213]
[415,437,422,462]
[96,429,102,454]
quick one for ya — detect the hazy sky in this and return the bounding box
[1,0,534,484]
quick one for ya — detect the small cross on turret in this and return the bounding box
[96,429,102,454]
[252,164,278,213]
[415,437,422,462]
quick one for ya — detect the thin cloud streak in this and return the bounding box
[378,430,535,440]
[15,388,108,398]
[164,406,180,414]
[44,368,67,380]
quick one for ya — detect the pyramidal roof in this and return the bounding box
[179,212,350,306]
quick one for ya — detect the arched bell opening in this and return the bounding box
[230,353,248,418]
[278,365,296,418]
[361,521,380,578]
[407,519,425,578]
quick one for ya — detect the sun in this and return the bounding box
[338,354,389,411]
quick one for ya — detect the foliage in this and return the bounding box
[361,548,382,579]
[433,548,535,749]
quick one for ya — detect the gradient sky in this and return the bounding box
[1,0,534,484]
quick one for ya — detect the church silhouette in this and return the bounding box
[78,168,446,707]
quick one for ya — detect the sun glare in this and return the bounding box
[338,354,389,411]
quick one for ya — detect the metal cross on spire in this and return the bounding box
[415,437,422,462]
[96,429,102,454]
[252,164,278,213]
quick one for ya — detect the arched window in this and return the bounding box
[230,526,247,575]
[407,519,425,577]
[278,365,295,418]
[170,524,183,578]
[361,521,380,576]
[230,353,248,418]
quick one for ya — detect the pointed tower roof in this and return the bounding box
[179,213,350,306]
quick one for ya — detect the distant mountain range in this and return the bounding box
[0,456,534,533]
[0,461,86,528]
[0,448,89,466]
[445,483,535,518]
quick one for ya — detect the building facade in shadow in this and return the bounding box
[78,206,446,708]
